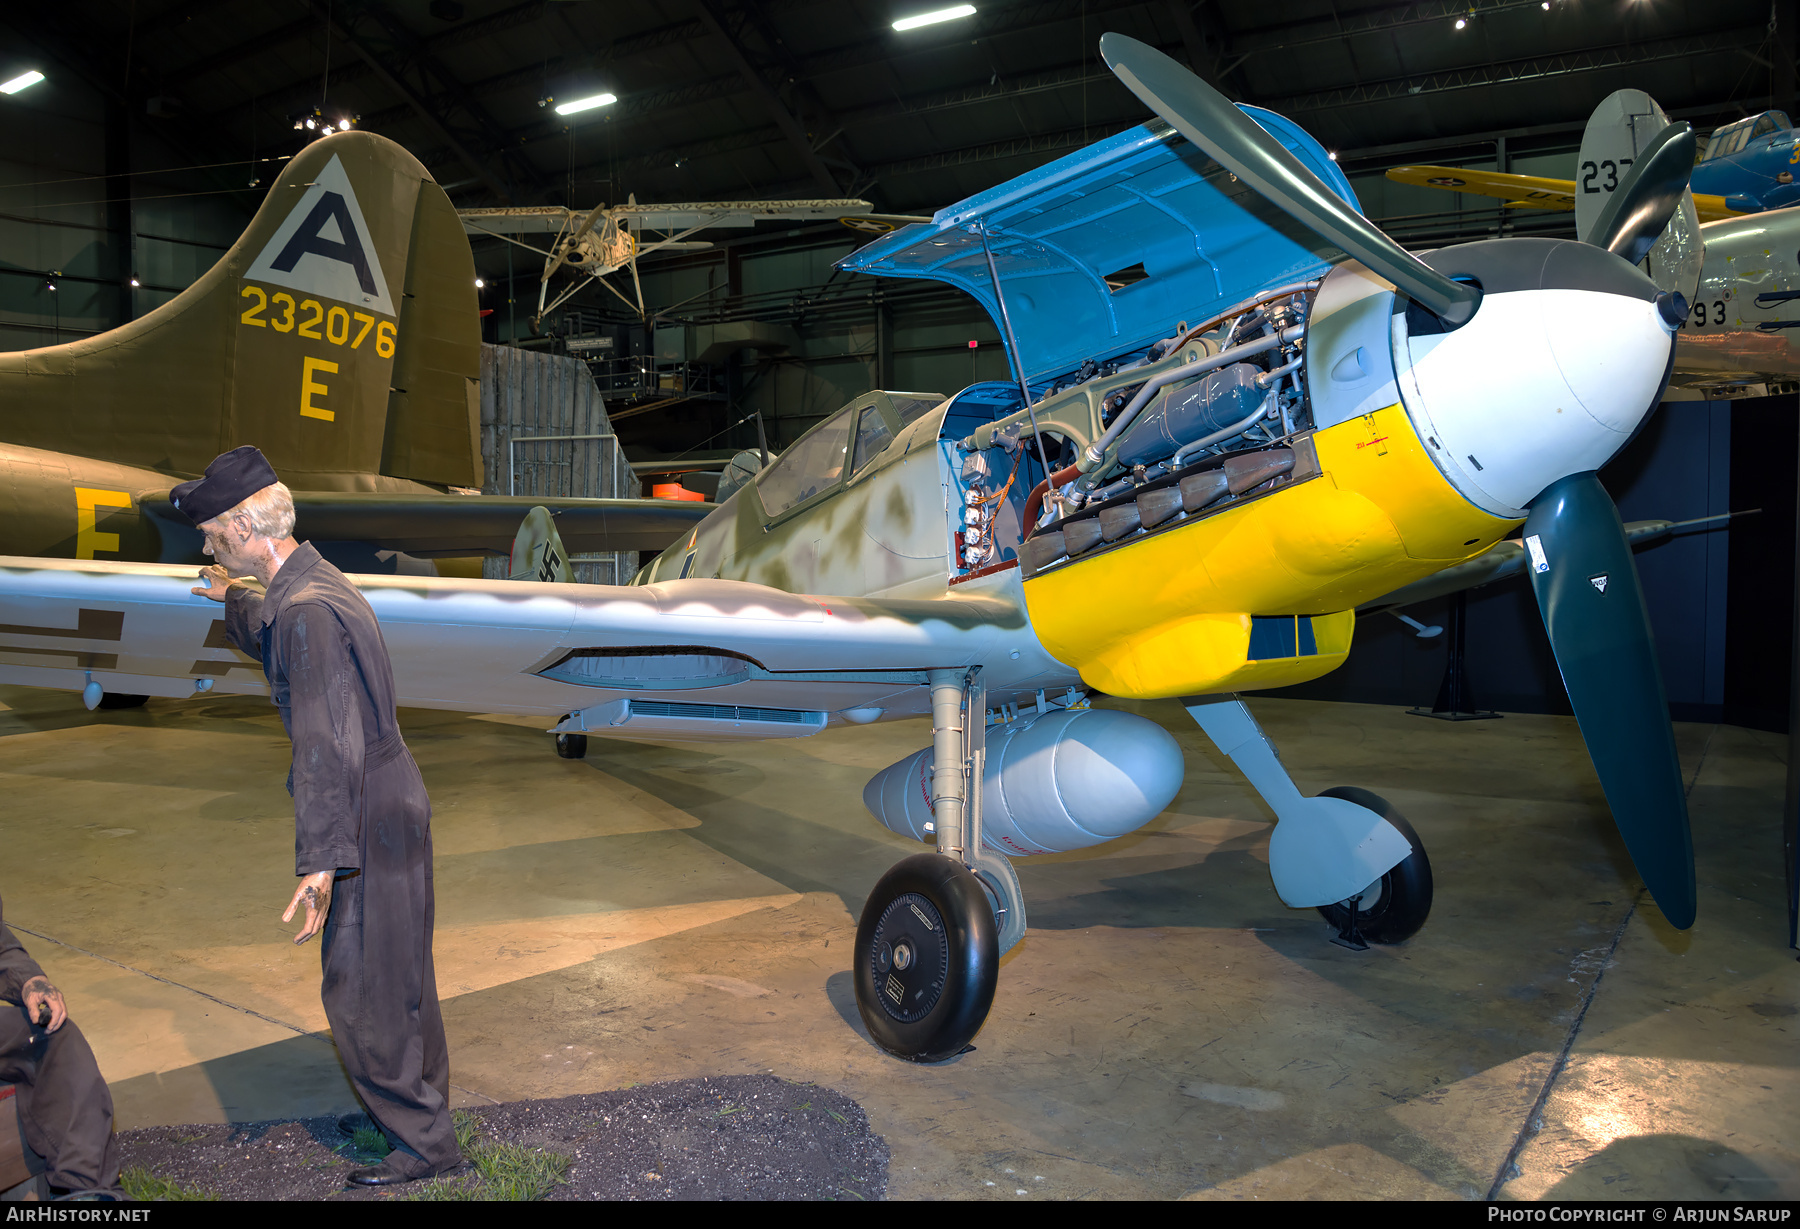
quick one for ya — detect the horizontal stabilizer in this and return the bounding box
[141,493,712,557]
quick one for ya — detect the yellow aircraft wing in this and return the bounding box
[1386,165,1742,223]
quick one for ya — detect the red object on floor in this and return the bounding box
[652,483,706,502]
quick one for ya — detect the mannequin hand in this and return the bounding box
[21,975,66,1032]
[192,565,232,601]
[283,871,335,944]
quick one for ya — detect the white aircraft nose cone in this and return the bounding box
[1396,287,1675,518]
[1543,291,1676,434]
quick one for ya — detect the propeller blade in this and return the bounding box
[1587,122,1699,267]
[1099,32,1481,327]
[1524,472,1696,928]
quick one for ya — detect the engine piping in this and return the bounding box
[1168,392,1279,471]
[1072,325,1301,497]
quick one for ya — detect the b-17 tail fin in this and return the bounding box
[0,131,480,493]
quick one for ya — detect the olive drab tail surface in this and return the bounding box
[0,131,480,495]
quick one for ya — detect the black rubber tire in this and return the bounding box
[554,733,588,759]
[1315,786,1433,944]
[854,853,998,1062]
[96,693,149,710]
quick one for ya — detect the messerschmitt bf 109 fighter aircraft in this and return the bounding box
[0,35,1701,1061]
[0,130,709,588]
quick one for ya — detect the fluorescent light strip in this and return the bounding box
[893,5,976,31]
[555,92,617,116]
[1,70,45,95]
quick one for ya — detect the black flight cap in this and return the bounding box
[170,446,280,526]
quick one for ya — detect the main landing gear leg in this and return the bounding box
[1182,694,1434,945]
[854,667,1025,1061]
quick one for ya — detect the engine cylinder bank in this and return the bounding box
[862,708,1185,856]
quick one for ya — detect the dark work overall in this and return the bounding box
[224,543,458,1175]
[319,733,455,1174]
[0,906,121,1195]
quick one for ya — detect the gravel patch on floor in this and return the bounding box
[116,1074,888,1201]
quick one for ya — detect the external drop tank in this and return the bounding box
[862,707,1185,856]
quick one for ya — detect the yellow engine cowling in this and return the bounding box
[1020,404,1522,699]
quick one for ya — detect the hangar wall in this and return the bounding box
[478,343,635,585]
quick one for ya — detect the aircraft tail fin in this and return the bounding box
[1577,90,1703,303]
[509,506,573,583]
[0,131,480,491]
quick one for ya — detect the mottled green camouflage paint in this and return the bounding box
[640,390,957,602]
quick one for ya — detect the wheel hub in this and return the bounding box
[868,892,949,1023]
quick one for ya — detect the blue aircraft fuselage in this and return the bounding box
[1691,110,1800,213]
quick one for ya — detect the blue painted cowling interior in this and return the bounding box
[837,108,1359,390]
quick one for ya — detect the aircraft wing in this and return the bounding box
[0,559,1020,736]
[139,493,713,558]
[457,200,874,237]
[1386,165,1743,223]
[606,200,871,230]
[457,207,579,235]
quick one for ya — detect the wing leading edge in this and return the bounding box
[0,558,1041,734]
[1385,164,1742,223]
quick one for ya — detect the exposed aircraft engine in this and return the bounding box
[862,707,1185,856]
[1112,361,1265,470]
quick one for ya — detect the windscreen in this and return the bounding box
[849,405,893,478]
[757,407,853,516]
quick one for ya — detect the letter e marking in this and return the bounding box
[301,356,338,421]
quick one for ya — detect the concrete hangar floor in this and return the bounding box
[0,683,1793,1202]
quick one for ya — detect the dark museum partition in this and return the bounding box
[1723,396,1799,733]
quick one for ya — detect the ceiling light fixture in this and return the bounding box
[475,278,485,289]
[555,92,617,116]
[1,70,45,95]
[129,276,140,287]
[893,5,976,32]
[1454,17,1467,29]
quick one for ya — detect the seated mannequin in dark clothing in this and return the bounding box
[0,897,122,1200]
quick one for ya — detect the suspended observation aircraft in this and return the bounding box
[0,36,1705,1059]
[456,198,902,324]
[0,130,710,588]
[1392,89,1800,395]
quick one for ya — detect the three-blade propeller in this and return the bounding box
[1099,33,1697,927]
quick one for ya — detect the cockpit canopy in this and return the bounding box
[754,391,941,519]
[1705,110,1792,160]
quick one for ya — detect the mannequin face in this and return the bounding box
[200,510,262,574]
